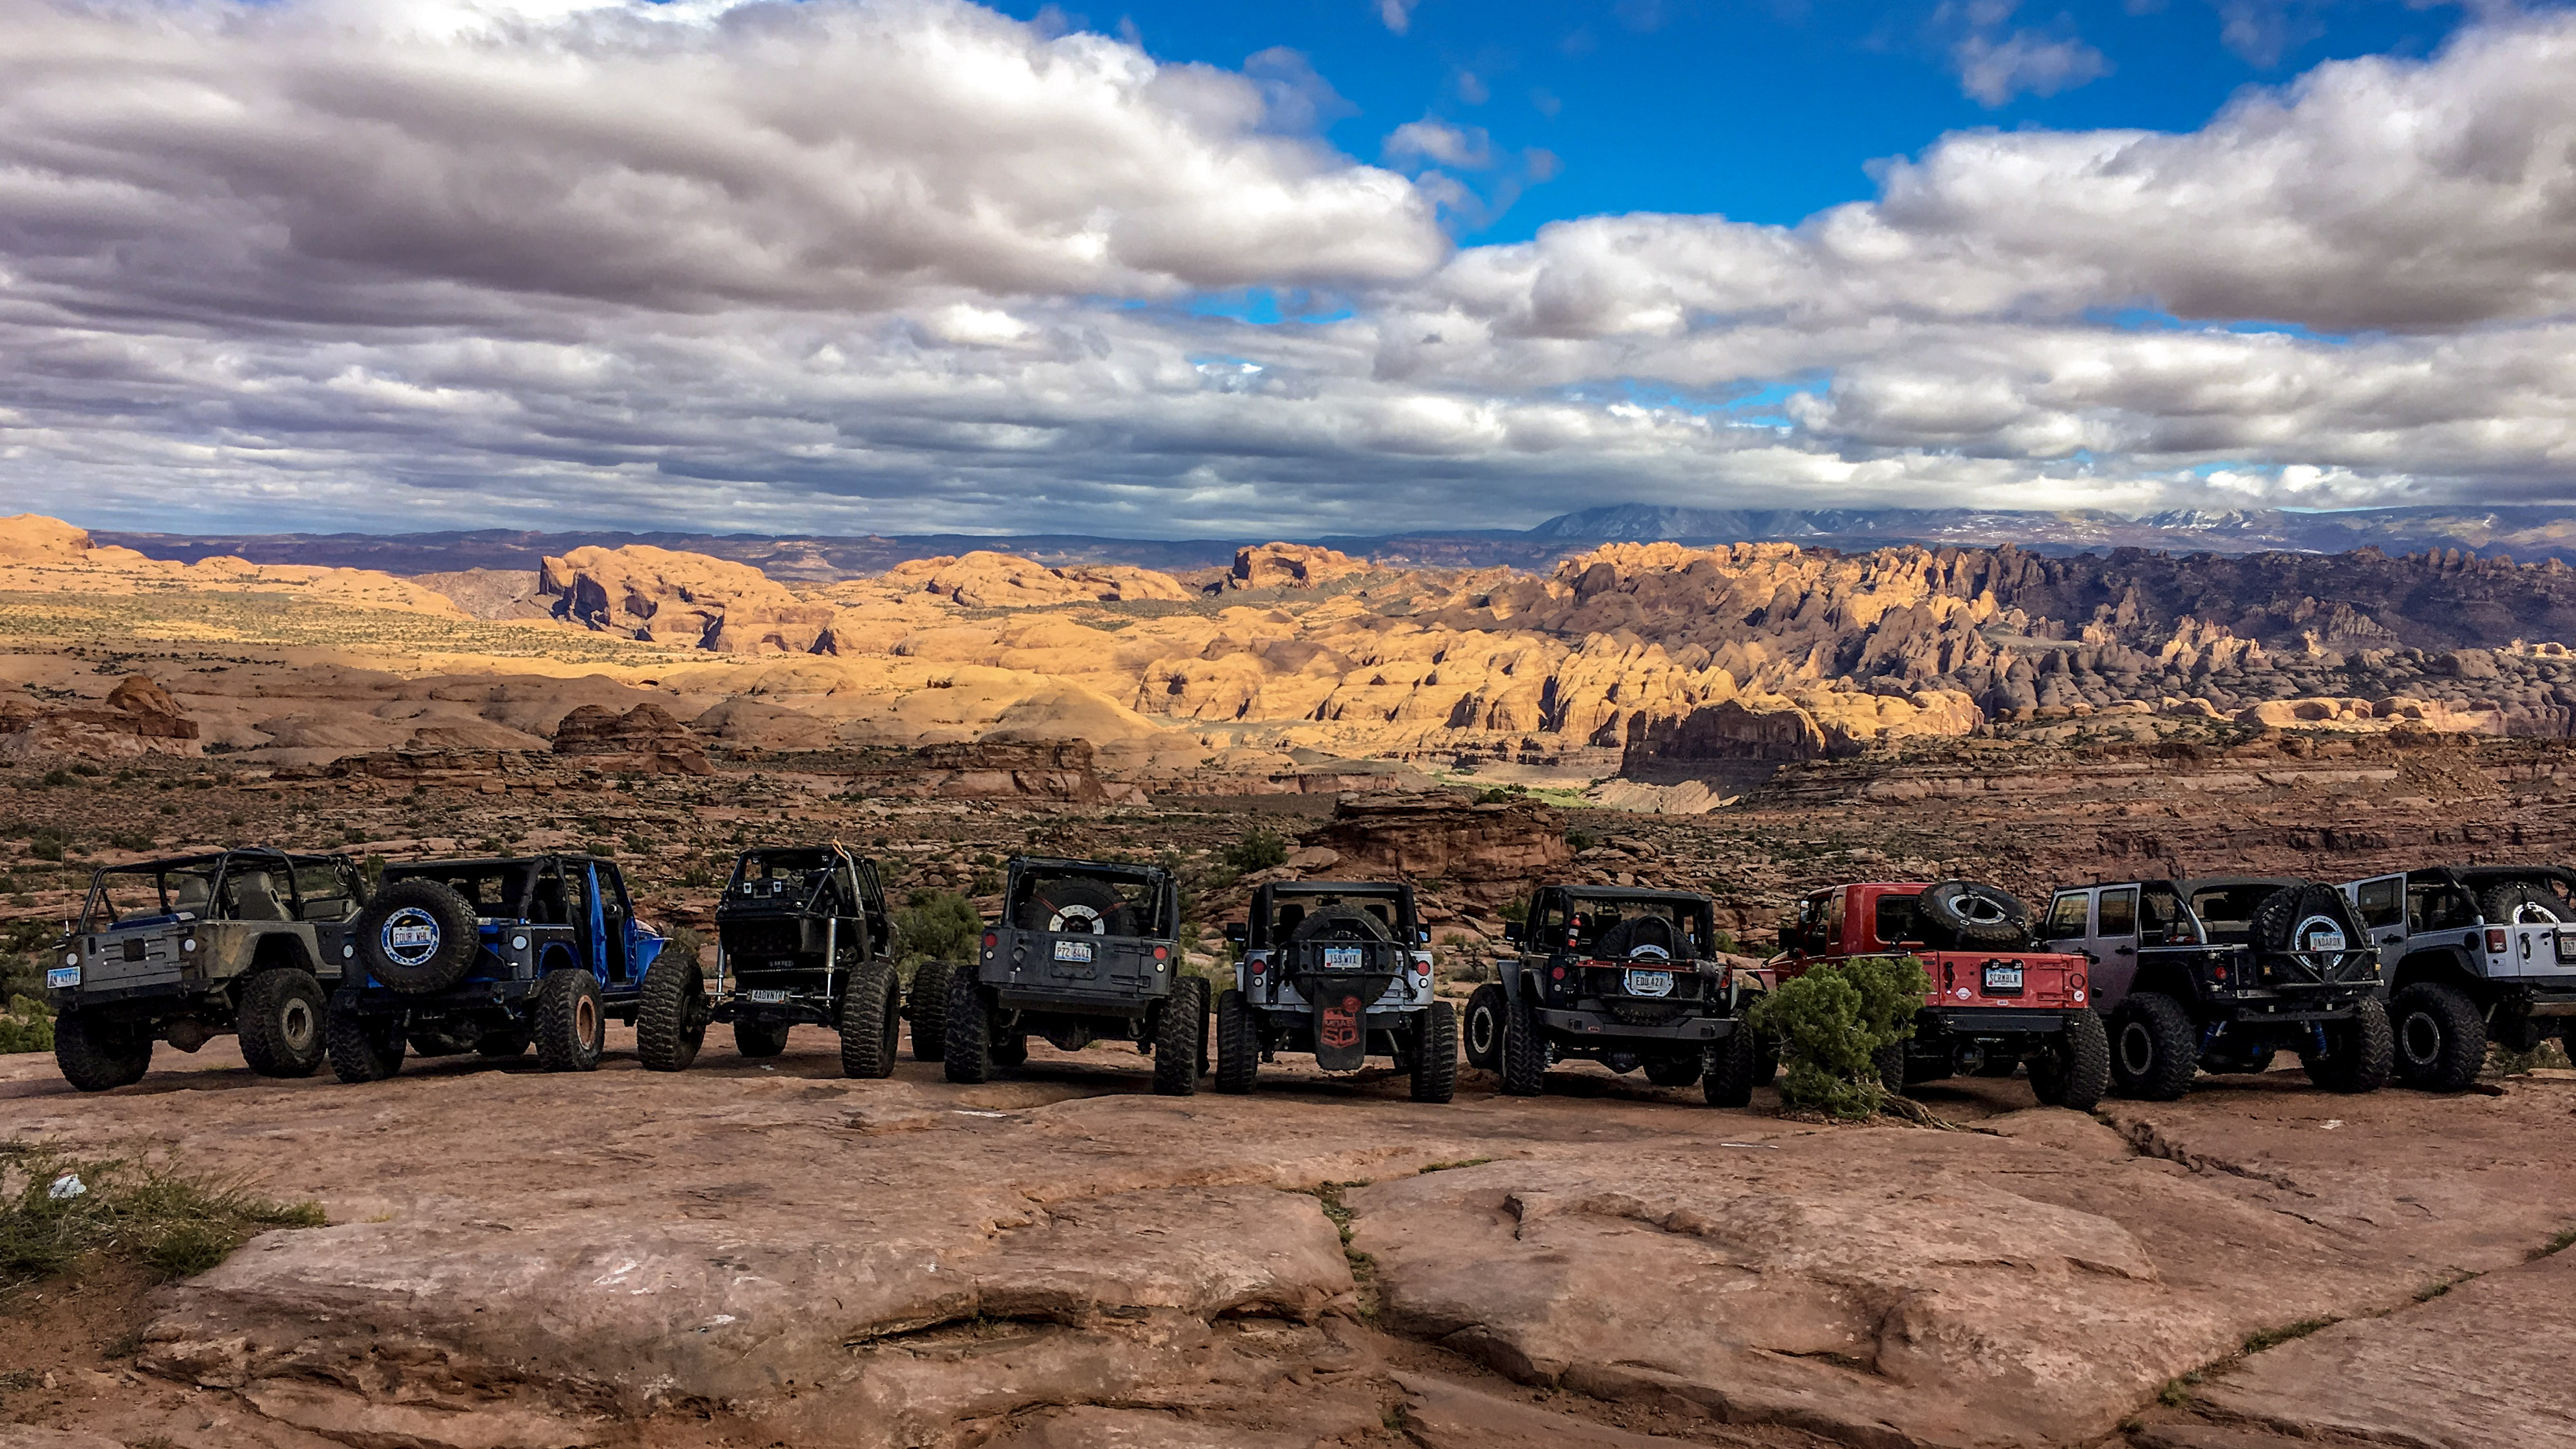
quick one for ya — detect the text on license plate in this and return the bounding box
[1054,940,1094,963]
[47,966,79,989]
[389,924,436,948]
[1623,969,1674,997]
[745,989,789,1004]
[1323,947,1364,970]
[2556,931,2576,964]
[1982,965,2023,993]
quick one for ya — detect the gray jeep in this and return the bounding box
[47,849,365,1091]
[2340,864,2576,1091]
[1215,880,1457,1102]
[945,856,1206,1095]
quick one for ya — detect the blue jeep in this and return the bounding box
[327,854,667,1081]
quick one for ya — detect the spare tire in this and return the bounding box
[1919,881,2030,950]
[1593,914,1688,963]
[1288,906,1392,944]
[1016,879,1134,936]
[2249,882,2362,956]
[354,880,482,995]
[2481,880,2571,925]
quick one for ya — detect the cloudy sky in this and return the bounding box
[3,0,2572,538]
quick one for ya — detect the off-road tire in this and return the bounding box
[2031,1009,2110,1111]
[1016,878,1132,936]
[2250,882,2365,955]
[635,958,708,1072]
[1920,880,2031,950]
[534,968,606,1073]
[943,967,994,1084]
[907,960,953,1062]
[1643,1052,1702,1088]
[1499,989,1547,1096]
[1152,976,1208,1096]
[324,997,405,1084]
[1289,907,1392,944]
[838,961,902,1080]
[1410,1000,1458,1104]
[476,1030,531,1058]
[2390,982,2484,1093]
[2481,881,2571,926]
[1703,1027,1764,1108]
[734,1019,792,1059]
[1463,984,1506,1071]
[351,879,482,995]
[2108,991,2200,1100]
[2304,996,2394,1093]
[53,1009,153,1092]
[1214,987,1258,1094]
[1594,914,1686,963]
[1873,1041,1910,1097]
[236,969,327,1078]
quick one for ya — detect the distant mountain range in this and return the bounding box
[94,502,2576,581]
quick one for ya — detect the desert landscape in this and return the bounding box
[8,511,2576,1448]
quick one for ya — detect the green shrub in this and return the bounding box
[1222,828,1288,874]
[897,889,982,965]
[27,827,68,862]
[0,1141,324,1288]
[1749,954,1932,1120]
[0,997,52,1055]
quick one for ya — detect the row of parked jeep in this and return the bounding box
[39,843,2576,1106]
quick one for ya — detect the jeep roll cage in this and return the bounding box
[1508,886,1715,961]
[1003,856,1178,938]
[75,848,356,934]
[1232,880,1425,950]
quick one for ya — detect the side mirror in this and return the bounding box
[1224,922,1248,945]
[1501,921,1524,943]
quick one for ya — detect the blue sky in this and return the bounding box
[999,0,2472,236]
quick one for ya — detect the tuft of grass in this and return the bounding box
[0,1141,325,1289]
[2240,1317,2338,1355]
[1418,1158,1492,1174]
[1303,1180,1377,1319]
[2534,1225,2576,1260]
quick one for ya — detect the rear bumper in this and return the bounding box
[1536,1008,1738,1043]
[1922,1008,2071,1035]
[992,984,1169,1019]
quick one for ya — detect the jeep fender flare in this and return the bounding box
[2390,947,2486,1002]
[1498,965,1547,1008]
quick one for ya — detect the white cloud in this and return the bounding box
[1953,30,2110,105]
[1377,0,1419,35]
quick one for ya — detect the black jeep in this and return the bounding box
[1215,880,1456,1102]
[2042,876,2388,1098]
[945,856,1205,1095]
[639,845,915,1076]
[47,849,364,1090]
[1465,885,1763,1106]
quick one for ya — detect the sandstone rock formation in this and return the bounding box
[1230,541,1364,590]
[876,551,1195,607]
[542,545,836,652]
[0,674,201,760]
[550,702,714,775]
[1297,793,1572,902]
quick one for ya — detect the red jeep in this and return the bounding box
[1773,881,2109,1111]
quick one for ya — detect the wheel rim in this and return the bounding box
[2399,1010,2442,1066]
[279,999,316,1053]
[577,995,599,1046]
[2118,1021,2157,1076]
[1468,1006,1494,1059]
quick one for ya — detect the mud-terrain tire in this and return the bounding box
[944,967,994,1084]
[476,1029,530,1058]
[838,961,902,1080]
[1919,881,2031,949]
[353,880,482,995]
[1594,914,1686,962]
[2481,880,2570,925]
[1290,907,1392,943]
[2250,882,2365,956]
[2108,992,2199,1100]
[1703,1027,1764,1108]
[907,960,953,1062]
[1499,989,1547,1096]
[324,997,405,1084]
[2304,997,2394,1093]
[2031,1009,2110,1111]
[1873,1041,1910,1097]
[1015,878,1132,936]
[534,968,605,1072]
[2390,982,2484,1092]
[734,1019,791,1059]
[1410,1000,1458,1104]
[1643,1052,1702,1088]
[635,957,708,1072]
[1152,976,1208,1096]
[54,1009,153,1092]
[1464,984,1506,1071]
[1214,987,1258,1094]
[236,969,327,1079]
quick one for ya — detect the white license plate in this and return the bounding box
[1323,947,1364,970]
[745,989,789,1004]
[1054,940,1094,963]
[47,966,79,989]
[1623,969,1674,997]
[2556,932,2576,964]
[388,924,436,948]
[1982,965,2023,993]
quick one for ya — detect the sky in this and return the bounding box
[2,0,2572,539]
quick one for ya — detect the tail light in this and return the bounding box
[1551,966,1565,980]
[2070,971,2085,993]
[1152,946,1168,961]
[2212,963,2228,984]
[982,933,997,950]
[2486,928,2509,954]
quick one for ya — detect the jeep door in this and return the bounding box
[2347,874,2407,952]
[2086,886,2144,1005]
[2042,887,2092,961]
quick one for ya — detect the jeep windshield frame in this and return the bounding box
[380,859,539,921]
[1249,881,1417,949]
[1004,858,1175,940]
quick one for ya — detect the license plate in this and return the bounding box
[1053,940,1093,963]
[745,989,788,1004]
[1623,969,1674,997]
[1982,964,2023,993]
[47,966,79,990]
[389,924,436,949]
[1323,947,1364,970]
[2556,932,2576,964]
